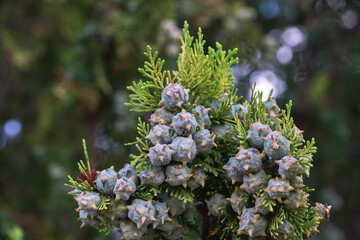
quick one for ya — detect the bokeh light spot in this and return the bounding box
[276,45,293,65]
[282,27,305,48]
[259,0,280,20]
[341,10,358,29]
[4,119,22,138]
[249,70,287,100]
[326,0,346,10]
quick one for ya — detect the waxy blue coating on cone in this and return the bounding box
[206,193,226,217]
[232,104,248,119]
[277,156,302,179]
[211,124,235,139]
[241,169,267,194]
[283,190,309,210]
[193,129,215,156]
[193,105,211,129]
[79,210,101,227]
[172,111,197,137]
[96,167,118,195]
[265,178,293,200]
[228,188,249,215]
[148,124,172,145]
[264,98,280,114]
[238,207,268,237]
[76,191,101,214]
[118,164,138,184]
[165,164,191,186]
[187,168,206,190]
[224,157,243,184]
[264,131,290,160]
[149,107,174,126]
[120,219,147,240]
[170,137,197,164]
[113,177,136,201]
[254,195,270,215]
[235,147,263,174]
[275,219,296,239]
[152,202,171,228]
[161,83,189,111]
[139,166,165,187]
[104,199,128,227]
[128,199,156,229]
[149,143,172,166]
[246,122,269,150]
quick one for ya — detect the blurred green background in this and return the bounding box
[1,0,359,239]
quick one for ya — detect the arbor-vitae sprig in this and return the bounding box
[65,22,330,240]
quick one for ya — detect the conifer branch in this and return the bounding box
[66,22,330,240]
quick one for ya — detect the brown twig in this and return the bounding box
[77,168,98,187]
[197,202,210,240]
[263,163,279,177]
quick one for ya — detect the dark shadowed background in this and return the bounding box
[1,0,359,239]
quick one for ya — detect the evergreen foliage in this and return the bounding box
[125,22,239,113]
[125,117,152,171]
[65,140,95,192]
[65,22,330,239]
[4,0,360,238]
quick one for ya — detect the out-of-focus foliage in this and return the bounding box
[0,0,359,239]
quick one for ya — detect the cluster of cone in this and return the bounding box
[144,83,218,190]
[71,84,331,239]
[71,83,224,239]
[222,98,331,238]
[73,163,198,239]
